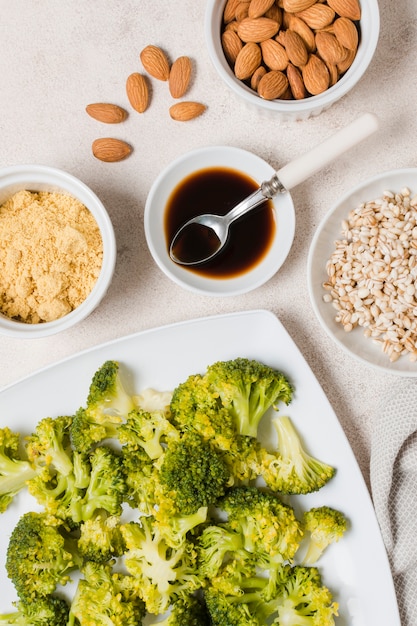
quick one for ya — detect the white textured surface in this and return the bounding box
[0,1,416,619]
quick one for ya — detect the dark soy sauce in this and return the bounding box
[164,167,276,279]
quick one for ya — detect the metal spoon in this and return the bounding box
[169,113,379,266]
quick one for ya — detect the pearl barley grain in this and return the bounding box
[323,187,417,362]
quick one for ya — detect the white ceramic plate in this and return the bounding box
[308,168,417,376]
[0,310,400,624]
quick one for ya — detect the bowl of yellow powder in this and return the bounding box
[0,164,116,337]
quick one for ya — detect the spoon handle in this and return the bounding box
[276,113,379,191]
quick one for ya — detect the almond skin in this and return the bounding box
[140,45,170,81]
[169,56,192,98]
[327,0,361,21]
[169,101,206,121]
[237,17,280,42]
[234,42,262,80]
[86,103,127,124]
[126,73,149,113]
[92,138,132,162]
[257,70,289,99]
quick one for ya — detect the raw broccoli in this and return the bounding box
[158,431,231,515]
[204,358,293,438]
[301,506,348,565]
[28,444,126,524]
[170,374,236,450]
[121,516,202,615]
[260,415,336,495]
[0,427,40,513]
[68,561,146,626]
[6,511,82,600]
[78,511,126,563]
[218,486,303,565]
[0,595,70,626]
[118,407,179,460]
[70,360,135,452]
[197,524,247,579]
[148,595,211,626]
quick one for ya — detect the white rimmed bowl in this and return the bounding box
[205,0,380,121]
[144,146,296,296]
[308,168,417,376]
[0,164,116,338]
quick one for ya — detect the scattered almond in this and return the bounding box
[169,102,206,121]
[126,73,149,113]
[257,70,289,99]
[327,0,361,20]
[140,45,170,81]
[86,103,127,124]
[169,56,192,99]
[92,138,132,162]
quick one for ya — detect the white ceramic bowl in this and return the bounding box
[144,146,295,296]
[308,168,417,376]
[205,0,380,121]
[0,164,116,338]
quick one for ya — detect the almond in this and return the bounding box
[337,46,356,73]
[327,0,361,21]
[282,0,316,12]
[234,42,262,79]
[248,0,275,18]
[92,138,132,162]
[287,62,306,99]
[85,103,127,124]
[126,73,149,113]
[265,3,282,24]
[140,45,170,81]
[333,17,359,51]
[223,0,242,23]
[325,61,339,86]
[169,101,206,121]
[260,38,288,71]
[250,65,267,90]
[257,69,289,99]
[281,29,308,67]
[222,29,244,65]
[296,3,335,29]
[237,17,280,42]
[301,53,330,94]
[315,31,347,65]
[169,56,192,98]
[235,2,250,21]
[286,15,315,52]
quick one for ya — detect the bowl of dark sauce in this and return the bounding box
[144,146,295,296]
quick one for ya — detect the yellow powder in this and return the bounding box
[0,190,103,323]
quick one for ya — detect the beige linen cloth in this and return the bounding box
[370,378,417,626]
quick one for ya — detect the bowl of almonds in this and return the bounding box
[308,168,417,376]
[205,0,379,120]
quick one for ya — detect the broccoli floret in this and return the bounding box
[204,358,293,438]
[78,511,126,563]
[69,446,126,523]
[148,595,211,626]
[204,585,261,626]
[68,561,146,626]
[158,431,231,515]
[218,486,303,565]
[0,595,70,626]
[121,516,202,615]
[121,445,161,515]
[26,415,74,477]
[6,511,82,600]
[0,427,40,513]
[155,505,208,549]
[70,360,135,453]
[301,506,348,565]
[260,415,336,495]
[118,407,179,460]
[221,434,265,485]
[170,374,236,450]
[197,524,247,579]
